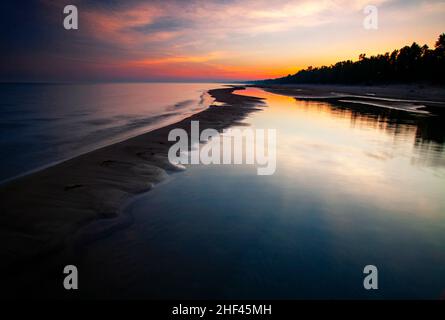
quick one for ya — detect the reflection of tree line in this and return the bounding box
[262,34,445,85]
[415,117,444,150]
[300,100,445,156]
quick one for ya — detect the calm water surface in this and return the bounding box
[0,83,218,182]
[80,87,445,299]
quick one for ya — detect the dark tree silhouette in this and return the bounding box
[260,33,445,85]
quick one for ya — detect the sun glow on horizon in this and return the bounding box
[2,0,445,82]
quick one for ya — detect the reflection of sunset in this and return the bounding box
[234,87,445,218]
[237,87,443,154]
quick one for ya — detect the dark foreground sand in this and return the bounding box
[256,84,445,115]
[0,86,264,273]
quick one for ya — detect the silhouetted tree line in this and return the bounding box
[262,33,445,85]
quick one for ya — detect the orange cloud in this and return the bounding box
[20,0,445,81]
[129,52,225,66]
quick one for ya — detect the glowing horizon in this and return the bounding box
[2,0,445,82]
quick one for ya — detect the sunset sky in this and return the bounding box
[2,0,445,82]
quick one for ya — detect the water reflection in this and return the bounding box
[238,87,445,169]
[77,86,445,299]
[237,87,445,218]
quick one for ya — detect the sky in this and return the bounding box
[1,0,445,82]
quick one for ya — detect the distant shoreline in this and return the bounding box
[0,86,264,273]
[254,83,445,116]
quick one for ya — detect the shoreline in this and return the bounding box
[0,86,265,272]
[0,84,216,185]
[255,84,445,116]
[1,84,444,298]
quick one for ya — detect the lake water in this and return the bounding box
[0,83,219,182]
[75,87,445,299]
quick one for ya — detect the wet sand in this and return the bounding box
[2,83,444,298]
[0,86,264,273]
[18,85,445,299]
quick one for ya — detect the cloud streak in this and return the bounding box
[2,0,445,81]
